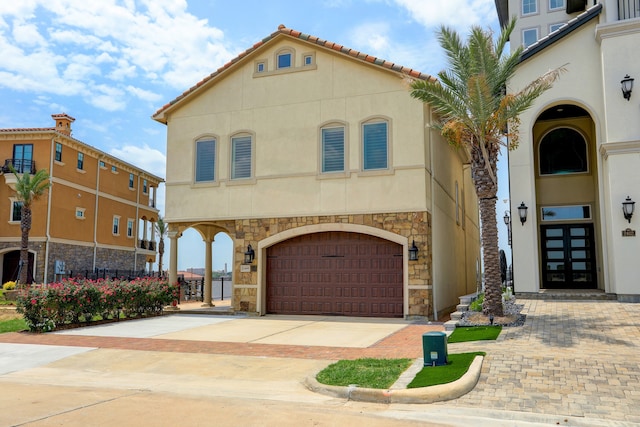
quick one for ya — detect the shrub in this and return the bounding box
[16,277,178,332]
[2,281,16,290]
[469,293,484,312]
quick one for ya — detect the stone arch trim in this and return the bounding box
[256,223,410,316]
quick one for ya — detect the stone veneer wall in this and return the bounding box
[206,211,433,318]
[0,241,45,283]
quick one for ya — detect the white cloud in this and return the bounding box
[394,0,497,32]
[350,22,391,52]
[109,144,166,179]
[126,85,162,103]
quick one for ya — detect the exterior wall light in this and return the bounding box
[244,244,255,264]
[408,240,419,261]
[504,210,512,245]
[518,202,528,225]
[621,75,634,101]
[623,196,635,223]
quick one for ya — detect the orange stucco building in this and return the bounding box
[0,113,163,284]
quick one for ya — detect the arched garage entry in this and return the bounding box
[266,231,403,317]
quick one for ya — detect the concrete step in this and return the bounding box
[443,320,458,331]
[449,311,463,321]
[456,303,469,312]
[517,290,617,301]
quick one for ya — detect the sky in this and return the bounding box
[0,0,511,272]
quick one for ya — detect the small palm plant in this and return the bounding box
[154,215,168,277]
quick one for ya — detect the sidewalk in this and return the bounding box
[0,299,639,425]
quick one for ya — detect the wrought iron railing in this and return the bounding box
[2,159,36,174]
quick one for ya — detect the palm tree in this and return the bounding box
[10,167,51,286]
[410,18,563,316]
[154,215,168,277]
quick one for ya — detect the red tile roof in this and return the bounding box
[0,127,55,133]
[153,24,434,121]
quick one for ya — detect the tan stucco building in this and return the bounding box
[154,25,481,319]
[497,0,640,300]
[0,114,163,284]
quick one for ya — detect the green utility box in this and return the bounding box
[422,331,448,366]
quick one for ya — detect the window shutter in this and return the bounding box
[232,136,252,179]
[196,139,216,182]
[363,122,388,170]
[322,127,344,173]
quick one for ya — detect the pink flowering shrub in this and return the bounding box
[17,277,178,332]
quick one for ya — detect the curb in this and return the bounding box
[304,355,483,404]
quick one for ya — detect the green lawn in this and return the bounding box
[316,358,413,389]
[407,352,485,388]
[448,325,502,343]
[0,317,28,333]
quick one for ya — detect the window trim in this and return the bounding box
[255,60,267,74]
[275,47,295,70]
[113,215,120,236]
[143,179,148,194]
[538,126,589,176]
[99,160,107,169]
[548,0,565,11]
[319,121,348,176]
[77,152,84,170]
[75,207,86,220]
[55,142,63,162]
[129,173,135,190]
[360,117,392,174]
[111,165,118,174]
[522,0,538,15]
[194,135,218,185]
[303,52,316,66]
[9,199,22,223]
[549,22,564,33]
[126,218,135,238]
[230,131,255,181]
[522,27,539,48]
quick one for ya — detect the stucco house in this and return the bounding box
[0,114,163,284]
[153,25,481,319]
[496,0,640,300]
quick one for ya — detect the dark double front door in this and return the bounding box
[541,224,597,289]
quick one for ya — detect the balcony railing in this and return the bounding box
[138,240,156,251]
[2,159,36,174]
[619,0,640,20]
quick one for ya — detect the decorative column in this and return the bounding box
[168,230,180,286]
[142,218,148,248]
[203,237,213,307]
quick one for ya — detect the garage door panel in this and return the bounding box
[267,231,403,318]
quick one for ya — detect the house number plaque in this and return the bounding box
[622,228,636,237]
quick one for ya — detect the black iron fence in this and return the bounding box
[68,268,148,281]
[2,159,36,174]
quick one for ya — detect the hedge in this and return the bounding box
[16,277,178,332]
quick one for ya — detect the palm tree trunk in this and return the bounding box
[19,207,31,286]
[158,239,165,277]
[479,196,504,316]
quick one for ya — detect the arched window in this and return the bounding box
[539,128,587,175]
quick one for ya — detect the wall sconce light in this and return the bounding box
[244,244,255,264]
[621,75,634,101]
[518,202,528,225]
[622,196,635,223]
[408,240,419,261]
[503,210,512,246]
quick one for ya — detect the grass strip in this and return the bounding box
[316,358,412,389]
[0,318,28,333]
[448,325,502,343]
[407,352,485,388]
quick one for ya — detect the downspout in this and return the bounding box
[44,137,55,284]
[429,108,438,321]
[93,156,102,270]
[134,174,140,271]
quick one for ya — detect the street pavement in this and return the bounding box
[0,299,638,426]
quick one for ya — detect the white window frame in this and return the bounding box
[126,218,134,238]
[55,142,62,162]
[113,216,120,236]
[129,173,135,189]
[143,179,148,194]
[111,165,118,173]
[9,199,22,223]
[230,133,254,181]
[549,22,564,33]
[361,118,391,172]
[195,136,217,183]
[275,47,295,70]
[549,0,565,10]
[77,152,84,170]
[75,207,86,220]
[522,27,539,48]
[522,0,538,15]
[320,123,346,174]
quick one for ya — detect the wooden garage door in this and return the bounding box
[266,232,403,317]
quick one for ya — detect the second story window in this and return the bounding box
[55,143,62,162]
[127,219,134,238]
[129,173,135,189]
[549,0,564,10]
[111,165,117,173]
[195,138,216,183]
[522,0,537,15]
[143,179,148,194]
[113,216,120,235]
[523,28,539,48]
[321,125,345,173]
[99,160,106,168]
[362,120,389,171]
[77,152,84,170]
[231,135,252,180]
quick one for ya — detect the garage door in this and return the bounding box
[266,231,403,317]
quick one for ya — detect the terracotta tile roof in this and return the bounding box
[0,127,55,133]
[153,24,434,121]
